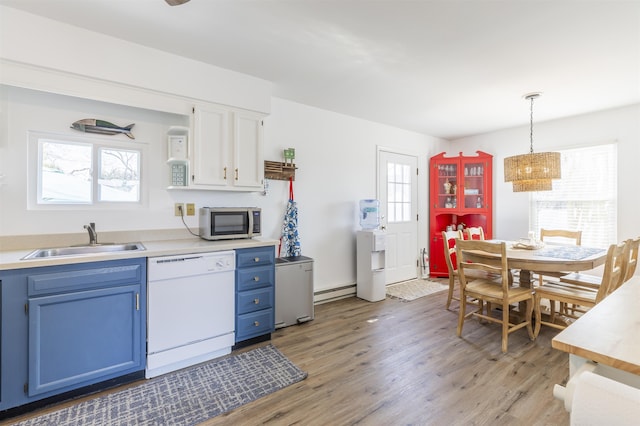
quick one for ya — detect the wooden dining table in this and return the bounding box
[461,241,608,322]
[462,240,608,287]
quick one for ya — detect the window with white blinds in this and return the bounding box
[529,143,617,249]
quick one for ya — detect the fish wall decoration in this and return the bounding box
[71,119,135,139]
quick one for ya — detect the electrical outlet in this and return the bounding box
[174,203,184,216]
[186,203,195,216]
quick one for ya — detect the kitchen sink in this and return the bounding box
[21,242,146,260]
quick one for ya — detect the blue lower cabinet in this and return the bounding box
[235,246,275,344]
[0,258,146,411]
[28,284,142,397]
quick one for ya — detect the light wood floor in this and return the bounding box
[6,288,571,426]
[217,287,570,426]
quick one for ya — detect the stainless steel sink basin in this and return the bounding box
[21,242,146,260]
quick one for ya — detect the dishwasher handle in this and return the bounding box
[154,255,203,264]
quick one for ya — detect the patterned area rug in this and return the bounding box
[16,345,306,426]
[386,279,449,302]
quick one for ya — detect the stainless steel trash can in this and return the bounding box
[275,256,314,329]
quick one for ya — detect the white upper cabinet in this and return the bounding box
[233,110,265,189]
[190,104,265,191]
[192,105,230,187]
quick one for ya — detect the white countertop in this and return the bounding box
[0,237,279,271]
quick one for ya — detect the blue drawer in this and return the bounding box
[237,266,274,291]
[27,261,142,296]
[236,309,274,341]
[237,287,273,315]
[236,246,274,268]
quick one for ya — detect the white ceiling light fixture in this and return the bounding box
[504,93,561,192]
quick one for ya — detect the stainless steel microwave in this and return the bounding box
[199,207,261,240]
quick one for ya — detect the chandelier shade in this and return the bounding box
[503,93,561,192]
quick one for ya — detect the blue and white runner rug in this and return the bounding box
[15,345,307,426]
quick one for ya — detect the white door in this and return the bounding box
[378,150,418,284]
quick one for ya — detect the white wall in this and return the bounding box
[0,85,446,293]
[0,6,448,293]
[263,98,444,291]
[0,6,272,114]
[452,103,640,242]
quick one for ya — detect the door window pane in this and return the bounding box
[387,162,412,223]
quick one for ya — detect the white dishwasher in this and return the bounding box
[146,251,235,378]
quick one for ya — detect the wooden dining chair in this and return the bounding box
[534,240,627,337]
[464,226,485,241]
[535,229,583,288]
[558,238,633,293]
[455,239,534,353]
[622,236,640,282]
[540,229,582,246]
[551,238,631,317]
[442,229,463,309]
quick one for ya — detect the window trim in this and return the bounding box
[28,131,148,210]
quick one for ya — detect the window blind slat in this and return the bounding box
[530,144,617,248]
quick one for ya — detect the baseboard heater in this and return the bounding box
[313,283,356,304]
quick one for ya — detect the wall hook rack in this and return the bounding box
[264,160,297,181]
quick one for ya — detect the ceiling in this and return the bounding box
[1,0,639,140]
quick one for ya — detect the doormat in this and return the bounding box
[386,279,449,302]
[14,344,307,426]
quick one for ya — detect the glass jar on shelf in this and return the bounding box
[443,179,451,194]
[445,197,453,208]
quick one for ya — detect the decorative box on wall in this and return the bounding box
[264,160,296,181]
[166,126,190,188]
[429,151,493,277]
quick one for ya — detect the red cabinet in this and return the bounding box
[429,151,493,277]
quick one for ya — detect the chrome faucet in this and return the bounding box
[84,222,98,245]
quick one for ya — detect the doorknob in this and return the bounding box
[381,225,386,230]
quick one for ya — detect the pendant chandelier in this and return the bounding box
[504,93,561,192]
